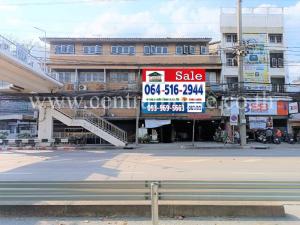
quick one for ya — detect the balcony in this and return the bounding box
[48,54,221,69]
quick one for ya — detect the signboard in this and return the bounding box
[231,100,288,116]
[249,117,273,129]
[289,102,299,114]
[243,33,270,91]
[142,68,206,114]
[230,114,238,126]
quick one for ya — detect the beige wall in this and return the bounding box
[48,40,222,119]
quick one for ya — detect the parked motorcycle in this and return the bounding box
[284,134,295,144]
[273,136,281,144]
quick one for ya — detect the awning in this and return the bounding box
[145,119,171,128]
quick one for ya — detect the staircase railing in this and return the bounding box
[55,108,127,143]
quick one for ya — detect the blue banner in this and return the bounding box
[141,102,205,114]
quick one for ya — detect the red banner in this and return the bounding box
[142,68,206,82]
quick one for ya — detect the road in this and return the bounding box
[1,146,300,181]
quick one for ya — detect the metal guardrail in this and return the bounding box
[0,181,300,225]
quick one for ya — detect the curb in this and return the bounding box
[0,204,285,218]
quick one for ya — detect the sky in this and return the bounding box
[0,0,299,79]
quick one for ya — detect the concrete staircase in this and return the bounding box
[52,108,127,147]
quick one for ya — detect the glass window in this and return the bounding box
[144,46,150,55]
[111,45,135,55]
[110,72,134,82]
[54,44,75,54]
[201,46,208,55]
[144,45,168,55]
[270,52,284,68]
[79,71,105,82]
[156,46,162,54]
[269,34,283,44]
[162,46,168,54]
[117,46,122,53]
[129,46,135,55]
[183,45,189,54]
[56,71,75,83]
[189,46,195,54]
[225,34,237,43]
[176,46,183,54]
[123,46,129,54]
[111,46,117,54]
[83,45,102,55]
[176,45,195,55]
[226,52,237,66]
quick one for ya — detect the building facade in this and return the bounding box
[43,37,222,143]
[218,7,291,139]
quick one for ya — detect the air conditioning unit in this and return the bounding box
[79,84,87,91]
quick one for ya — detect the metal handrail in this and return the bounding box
[55,108,127,142]
[0,34,58,82]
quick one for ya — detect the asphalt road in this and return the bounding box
[1,146,300,181]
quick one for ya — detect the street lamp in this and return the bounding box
[34,26,47,72]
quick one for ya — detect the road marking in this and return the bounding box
[43,159,71,163]
[120,171,144,174]
[0,172,32,175]
[145,158,165,162]
[185,159,210,163]
[242,159,263,163]
[233,172,266,175]
[88,159,109,163]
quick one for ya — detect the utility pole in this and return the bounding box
[237,0,247,146]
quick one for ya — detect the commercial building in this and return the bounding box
[43,37,222,143]
[217,7,291,138]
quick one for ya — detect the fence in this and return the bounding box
[0,181,300,225]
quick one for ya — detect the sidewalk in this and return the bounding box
[129,142,299,150]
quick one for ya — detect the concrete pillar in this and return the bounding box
[38,105,53,140]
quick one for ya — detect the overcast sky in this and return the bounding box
[0,0,299,78]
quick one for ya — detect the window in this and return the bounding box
[225,34,237,43]
[271,78,285,93]
[200,46,208,55]
[52,71,76,83]
[176,45,196,55]
[270,52,284,68]
[206,72,217,84]
[110,71,135,83]
[54,44,75,54]
[144,45,168,55]
[226,52,237,66]
[79,71,105,82]
[111,45,135,55]
[269,34,282,44]
[83,45,102,55]
[227,77,238,90]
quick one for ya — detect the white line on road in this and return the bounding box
[145,159,165,162]
[88,159,109,163]
[120,171,144,174]
[43,159,72,163]
[242,159,263,163]
[232,172,266,175]
[185,159,210,163]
